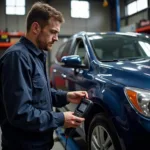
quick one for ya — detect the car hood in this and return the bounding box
[96,58,150,89]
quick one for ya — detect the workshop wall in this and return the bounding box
[128,11,148,25]
[49,0,110,34]
[0,0,111,68]
[0,0,110,34]
[120,0,149,27]
[0,0,38,32]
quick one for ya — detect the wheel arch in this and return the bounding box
[84,99,111,140]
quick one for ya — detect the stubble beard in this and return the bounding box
[36,33,53,51]
[36,37,48,51]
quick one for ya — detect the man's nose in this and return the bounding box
[53,35,58,41]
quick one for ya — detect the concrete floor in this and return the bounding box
[0,129,65,150]
[52,131,65,150]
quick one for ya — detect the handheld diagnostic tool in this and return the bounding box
[65,98,93,137]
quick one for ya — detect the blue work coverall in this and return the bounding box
[0,37,68,150]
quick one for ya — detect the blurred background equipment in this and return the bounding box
[0,31,24,57]
[103,0,108,7]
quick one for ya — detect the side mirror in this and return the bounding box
[61,55,86,68]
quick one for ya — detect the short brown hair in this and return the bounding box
[26,2,65,32]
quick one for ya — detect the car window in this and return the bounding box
[56,43,66,62]
[75,39,89,66]
[120,43,141,58]
[61,40,72,57]
[75,41,85,58]
[89,34,150,61]
[56,40,72,62]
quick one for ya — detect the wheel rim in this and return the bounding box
[91,125,115,150]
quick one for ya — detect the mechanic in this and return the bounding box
[0,2,88,150]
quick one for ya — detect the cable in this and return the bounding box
[65,136,68,150]
[64,129,74,150]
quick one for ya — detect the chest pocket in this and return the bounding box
[33,75,46,89]
[32,75,47,107]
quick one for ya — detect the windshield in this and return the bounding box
[88,34,150,62]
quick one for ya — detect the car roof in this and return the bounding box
[71,31,150,39]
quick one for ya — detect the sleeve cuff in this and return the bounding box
[56,90,70,106]
[64,91,70,104]
[53,112,64,127]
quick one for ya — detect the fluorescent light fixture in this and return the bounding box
[137,0,148,11]
[71,1,90,18]
[6,0,25,15]
[127,1,137,15]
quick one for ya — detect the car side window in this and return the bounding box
[56,43,66,62]
[75,40,89,67]
[56,40,72,62]
[61,40,72,58]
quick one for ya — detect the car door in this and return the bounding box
[51,40,73,90]
[65,37,97,138]
[65,37,94,111]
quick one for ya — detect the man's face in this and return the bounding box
[36,18,61,51]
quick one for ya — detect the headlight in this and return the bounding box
[125,87,150,117]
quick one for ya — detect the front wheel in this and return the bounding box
[87,113,124,150]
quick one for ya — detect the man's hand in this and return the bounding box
[67,91,88,104]
[63,111,85,128]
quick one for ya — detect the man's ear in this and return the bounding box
[32,22,41,35]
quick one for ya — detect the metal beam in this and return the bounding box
[116,0,120,31]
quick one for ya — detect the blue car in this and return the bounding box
[50,31,150,150]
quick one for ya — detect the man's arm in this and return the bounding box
[51,88,69,107]
[0,51,64,132]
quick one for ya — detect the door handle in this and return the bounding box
[61,73,66,79]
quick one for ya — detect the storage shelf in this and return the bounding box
[0,43,14,48]
[136,25,150,33]
[0,32,24,49]
[0,32,24,37]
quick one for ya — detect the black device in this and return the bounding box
[65,98,93,137]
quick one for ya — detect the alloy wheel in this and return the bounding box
[91,125,115,150]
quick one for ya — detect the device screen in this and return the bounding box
[78,103,87,112]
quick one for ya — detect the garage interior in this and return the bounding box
[0,0,150,150]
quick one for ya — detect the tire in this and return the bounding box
[87,113,124,150]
